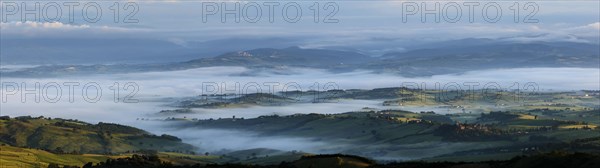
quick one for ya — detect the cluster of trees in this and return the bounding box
[478,111,521,121]
[434,123,514,141]
[375,151,600,168]
[50,120,145,135]
[79,154,271,168]
[47,163,78,168]
[41,151,600,168]
[81,155,171,168]
[299,154,375,164]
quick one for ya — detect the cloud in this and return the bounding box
[143,127,336,153]
[584,22,600,30]
[7,21,90,29]
[0,21,149,38]
[167,37,188,47]
[546,22,600,42]
[296,23,598,50]
[566,22,600,33]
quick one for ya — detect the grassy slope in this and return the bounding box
[0,117,195,154]
[0,145,111,167]
[0,144,237,168]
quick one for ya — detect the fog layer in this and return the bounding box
[1,66,598,156]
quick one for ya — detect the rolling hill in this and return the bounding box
[167,108,600,161]
[0,116,195,154]
[175,93,297,109]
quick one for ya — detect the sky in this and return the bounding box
[1,0,598,48]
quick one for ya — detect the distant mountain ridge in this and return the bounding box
[369,41,600,76]
[181,46,372,68]
[2,40,598,77]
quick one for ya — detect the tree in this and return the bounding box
[82,162,94,168]
[54,147,64,154]
[47,163,60,168]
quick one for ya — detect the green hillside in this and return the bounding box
[0,116,195,154]
[170,109,600,161]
